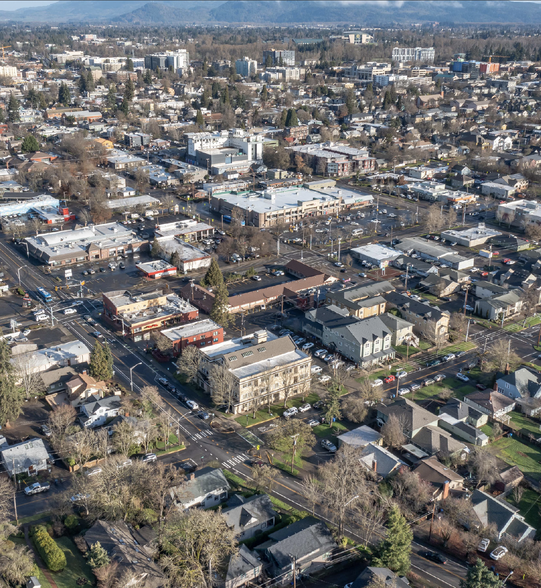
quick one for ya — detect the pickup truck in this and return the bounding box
[24,482,51,496]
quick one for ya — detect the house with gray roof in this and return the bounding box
[1,438,49,476]
[325,280,394,317]
[378,313,416,346]
[464,390,516,419]
[225,545,262,588]
[470,490,535,542]
[475,290,523,321]
[264,517,337,582]
[359,443,406,478]
[169,467,230,510]
[337,425,382,449]
[79,395,121,428]
[376,398,440,439]
[496,367,541,401]
[440,398,488,429]
[222,494,277,541]
[392,255,438,278]
[411,425,468,458]
[350,567,410,588]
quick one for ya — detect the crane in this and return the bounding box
[0,46,10,60]
[485,55,507,63]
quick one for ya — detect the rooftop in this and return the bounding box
[162,319,221,341]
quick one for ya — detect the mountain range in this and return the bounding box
[1,0,541,25]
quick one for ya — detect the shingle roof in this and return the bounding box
[226,545,261,583]
[465,390,516,414]
[497,367,541,399]
[377,398,439,437]
[170,467,230,505]
[222,494,276,534]
[412,425,466,456]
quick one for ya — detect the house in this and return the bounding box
[170,467,230,510]
[26,578,41,588]
[378,313,417,346]
[325,280,395,317]
[470,490,535,542]
[438,400,489,446]
[65,372,107,407]
[384,292,450,343]
[414,457,465,499]
[350,567,410,588]
[84,520,164,588]
[40,366,78,395]
[495,466,524,495]
[419,274,461,297]
[474,290,523,321]
[464,390,516,419]
[225,545,263,588]
[359,443,406,477]
[264,517,337,582]
[337,425,382,449]
[1,438,49,476]
[79,395,121,428]
[411,425,468,459]
[496,367,541,401]
[377,398,440,438]
[222,494,277,540]
[440,398,488,428]
[473,280,508,299]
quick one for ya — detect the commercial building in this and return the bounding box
[197,330,311,414]
[154,219,214,242]
[106,195,160,211]
[441,224,502,247]
[0,65,17,78]
[344,31,374,44]
[325,281,395,318]
[392,47,435,63]
[263,49,295,66]
[136,260,177,279]
[261,67,304,82]
[235,57,257,77]
[398,237,475,270]
[102,289,198,338]
[161,319,224,354]
[289,143,377,177]
[186,129,264,167]
[144,50,189,73]
[25,222,148,266]
[157,239,212,273]
[0,195,66,219]
[350,244,401,268]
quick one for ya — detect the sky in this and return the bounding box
[1,1,55,10]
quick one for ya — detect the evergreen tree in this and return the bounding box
[151,237,164,259]
[279,109,288,128]
[170,251,181,271]
[124,78,135,102]
[86,73,95,93]
[460,559,504,588]
[106,84,116,110]
[196,109,205,127]
[143,69,152,85]
[372,505,413,576]
[285,108,298,127]
[119,98,129,116]
[21,135,40,153]
[0,338,24,427]
[383,91,392,110]
[0,108,5,124]
[261,85,268,102]
[210,282,230,327]
[58,82,71,106]
[201,258,224,288]
[221,86,230,105]
[87,542,110,569]
[89,340,113,381]
[78,72,88,93]
[7,93,19,122]
[125,57,134,72]
[265,55,272,68]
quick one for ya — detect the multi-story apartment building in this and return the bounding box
[261,67,304,82]
[344,31,374,44]
[346,62,391,81]
[161,319,224,354]
[197,331,311,414]
[263,49,295,66]
[144,50,189,73]
[289,143,376,177]
[185,129,264,166]
[235,57,257,77]
[392,47,435,63]
[103,289,198,339]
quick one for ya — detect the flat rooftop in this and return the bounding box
[200,331,278,359]
[352,243,401,260]
[106,195,160,209]
[155,219,213,239]
[442,224,502,240]
[136,260,175,273]
[162,319,221,341]
[159,238,211,262]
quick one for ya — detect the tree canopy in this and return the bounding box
[372,505,413,575]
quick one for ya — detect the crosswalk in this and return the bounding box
[221,454,249,469]
[189,429,215,441]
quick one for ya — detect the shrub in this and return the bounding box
[32,526,67,572]
[64,515,79,533]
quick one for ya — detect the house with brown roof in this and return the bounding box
[414,457,465,500]
[65,372,107,407]
[464,389,516,419]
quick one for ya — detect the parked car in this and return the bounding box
[311,366,322,374]
[443,353,456,362]
[372,379,383,387]
[70,493,90,503]
[398,387,410,396]
[423,378,435,387]
[302,342,314,351]
[478,538,490,553]
[426,359,442,367]
[420,551,447,565]
[384,375,396,383]
[490,546,508,561]
[456,372,470,382]
[476,383,486,390]
[179,461,197,474]
[463,305,474,311]
[298,403,311,413]
[409,383,421,392]
[314,349,327,358]
[312,400,325,410]
[252,275,262,281]
[24,482,50,496]
[186,400,199,410]
[41,424,52,437]
[142,453,157,463]
[396,370,407,379]
[308,419,319,427]
[117,459,133,469]
[321,439,337,452]
[433,375,445,383]
[319,375,332,384]
[283,407,299,418]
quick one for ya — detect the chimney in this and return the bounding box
[372,458,377,473]
[189,472,195,481]
[504,363,510,376]
[82,369,87,375]
[442,480,450,500]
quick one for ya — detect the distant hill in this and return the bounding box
[1,0,541,25]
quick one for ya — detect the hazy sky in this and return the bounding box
[1,1,56,10]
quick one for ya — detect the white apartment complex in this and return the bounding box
[185,129,264,162]
[392,47,435,63]
[235,56,258,77]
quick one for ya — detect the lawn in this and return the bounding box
[312,421,349,441]
[488,436,541,482]
[405,383,446,402]
[51,537,94,588]
[394,344,421,355]
[235,393,320,427]
[506,488,541,531]
[504,315,541,333]
[509,412,541,438]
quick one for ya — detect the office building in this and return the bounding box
[235,57,257,77]
[263,49,295,66]
[144,50,189,73]
[344,31,374,44]
[392,47,435,63]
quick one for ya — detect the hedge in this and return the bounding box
[32,527,67,572]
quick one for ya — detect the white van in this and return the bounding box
[352,228,364,236]
[35,313,48,322]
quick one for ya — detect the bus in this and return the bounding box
[36,287,53,303]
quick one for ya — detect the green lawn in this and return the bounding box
[273,452,304,476]
[51,537,94,588]
[509,412,541,438]
[506,488,541,532]
[405,383,445,402]
[235,393,320,427]
[394,344,421,355]
[443,341,477,354]
[489,436,541,482]
[312,421,349,440]
[504,315,541,333]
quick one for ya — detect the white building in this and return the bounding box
[1,438,49,476]
[235,57,257,77]
[350,244,402,268]
[392,47,435,63]
[0,65,17,78]
[185,129,264,163]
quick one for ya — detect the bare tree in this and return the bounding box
[301,474,321,516]
[12,353,45,399]
[112,419,137,457]
[281,368,295,408]
[381,414,406,449]
[390,470,433,517]
[48,404,77,442]
[141,461,185,526]
[208,362,235,411]
[470,448,499,488]
[140,385,164,416]
[65,427,96,471]
[251,465,278,493]
[485,339,521,373]
[176,346,202,383]
[341,395,368,423]
[423,205,445,234]
[435,517,456,549]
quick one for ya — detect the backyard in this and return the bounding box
[487,435,541,483]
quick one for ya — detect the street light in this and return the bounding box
[17,265,28,285]
[129,362,142,392]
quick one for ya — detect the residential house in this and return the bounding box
[84,520,164,588]
[376,398,440,438]
[419,274,461,297]
[496,367,541,416]
[440,398,488,428]
[470,490,535,542]
[79,395,121,428]
[302,305,395,366]
[473,280,508,299]
[337,425,382,449]
[414,457,465,500]
[475,290,523,321]
[225,545,263,588]
[392,255,438,278]
[65,372,107,407]
[350,567,410,588]
[325,280,395,317]
[197,331,311,414]
[378,313,417,346]
[359,443,406,478]
[264,517,337,582]
[40,366,78,395]
[384,292,450,343]
[222,494,277,541]
[170,467,230,510]
[464,390,516,419]
[438,399,489,446]
[411,426,468,459]
[1,438,49,476]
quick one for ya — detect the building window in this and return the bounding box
[229,356,238,362]
[242,350,253,358]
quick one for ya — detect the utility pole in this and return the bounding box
[463,286,469,316]
[465,319,471,342]
[290,433,299,474]
[405,264,410,291]
[428,500,436,542]
[337,237,341,262]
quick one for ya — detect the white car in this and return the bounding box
[443,353,456,362]
[314,349,327,358]
[298,403,311,413]
[22,329,31,336]
[477,538,490,553]
[86,467,102,477]
[186,400,199,410]
[308,419,319,427]
[64,308,77,315]
[456,372,469,382]
[319,375,332,384]
[302,342,314,351]
[371,379,383,387]
[398,387,410,396]
[283,407,298,418]
[490,546,508,561]
[396,371,407,379]
[463,305,474,312]
[311,366,323,374]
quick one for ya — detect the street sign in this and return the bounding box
[64,269,72,279]
[10,319,17,331]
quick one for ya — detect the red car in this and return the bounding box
[503,258,511,264]
[481,271,489,277]
[384,375,396,383]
